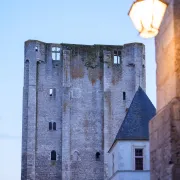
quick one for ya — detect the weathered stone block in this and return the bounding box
[150,97,180,180]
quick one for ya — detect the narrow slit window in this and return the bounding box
[123,92,126,100]
[35,46,38,52]
[112,153,115,174]
[96,152,100,161]
[117,51,121,64]
[49,122,52,130]
[114,50,118,64]
[135,148,143,170]
[51,150,56,161]
[53,122,56,130]
[49,88,53,96]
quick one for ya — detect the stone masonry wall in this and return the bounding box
[155,0,180,111]
[149,98,180,180]
[22,40,145,180]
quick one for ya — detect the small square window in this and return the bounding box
[56,47,60,51]
[135,149,143,156]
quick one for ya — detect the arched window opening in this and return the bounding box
[51,150,56,161]
[53,122,56,130]
[49,122,52,130]
[96,152,100,161]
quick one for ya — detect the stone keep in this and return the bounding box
[21,40,145,180]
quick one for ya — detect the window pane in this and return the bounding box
[114,50,117,55]
[118,51,121,56]
[56,47,60,51]
[135,158,143,170]
[52,52,56,60]
[114,56,117,64]
[117,56,120,64]
[135,149,143,156]
[56,52,60,60]
[52,47,56,51]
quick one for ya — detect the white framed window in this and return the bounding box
[134,148,144,170]
[52,46,61,60]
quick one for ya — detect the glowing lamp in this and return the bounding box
[128,0,167,38]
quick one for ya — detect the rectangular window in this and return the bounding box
[135,148,143,170]
[52,46,61,60]
[49,88,53,96]
[113,50,121,64]
[123,92,126,100]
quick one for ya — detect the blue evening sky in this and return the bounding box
[0,0,156,179]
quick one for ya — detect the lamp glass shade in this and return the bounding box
[129,0,167,38]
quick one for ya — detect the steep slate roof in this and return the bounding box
[108,87,156,152]
[115,86,156,141]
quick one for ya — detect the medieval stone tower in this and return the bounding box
[21,40,145,180]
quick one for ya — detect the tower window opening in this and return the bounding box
[52,46,61,60]
[49,88,53,96]
[49,122,56,131]
[96,152,100,161]
[53,122,56,130]
[49,122,52,130]
[51,150,56,161]
[35,46,38,52]
[113,50,121,64]
[123,92,126,100]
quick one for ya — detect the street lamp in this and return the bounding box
[128,0,167,38]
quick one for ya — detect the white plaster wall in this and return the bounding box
[108,141,150,180]
[112,171,150,180]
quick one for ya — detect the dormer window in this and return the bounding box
[52,46,61,60]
